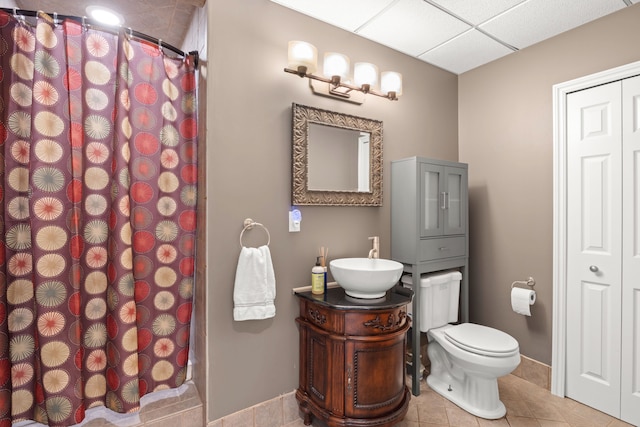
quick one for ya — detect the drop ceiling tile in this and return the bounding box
[428,0,526,25]
[419,29,514,74]
[269,0,395,32]
[357,0,471,56]
[479,0,625,49]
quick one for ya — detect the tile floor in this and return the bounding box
[283,374,635,427]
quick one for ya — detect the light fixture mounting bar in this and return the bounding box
[284,67,398,101]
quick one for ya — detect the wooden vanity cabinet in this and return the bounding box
[295,288,412,427]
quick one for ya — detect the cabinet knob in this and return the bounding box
[589,265,599,273]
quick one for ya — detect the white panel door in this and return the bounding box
[566,81,622,417]
[621,75,640,426]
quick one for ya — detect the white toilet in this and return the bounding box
[402,271,520,419]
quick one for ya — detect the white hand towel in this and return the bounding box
[233,245,276,321]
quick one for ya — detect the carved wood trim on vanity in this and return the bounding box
[308,308,327,326]
[363,310,407,332]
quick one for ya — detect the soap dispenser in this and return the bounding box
[311,257,324,295]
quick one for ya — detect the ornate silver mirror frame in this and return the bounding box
[292,103,383,206]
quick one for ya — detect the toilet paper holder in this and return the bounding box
[511,277,535,289]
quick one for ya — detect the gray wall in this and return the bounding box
[206,0,458,420]
[458,3,640,365]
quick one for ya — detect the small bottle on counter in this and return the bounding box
[311,256,325,295]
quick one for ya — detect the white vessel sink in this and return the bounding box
[329,258,404,299]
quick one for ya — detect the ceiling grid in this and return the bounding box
[271,0,636,74]
[9,0,637,74]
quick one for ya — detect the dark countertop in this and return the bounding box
[295,285,413,310]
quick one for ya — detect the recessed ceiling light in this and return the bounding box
[86,6,124,26]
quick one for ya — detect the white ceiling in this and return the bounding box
[270,0,638,74]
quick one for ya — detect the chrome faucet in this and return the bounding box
[368,236,379,259]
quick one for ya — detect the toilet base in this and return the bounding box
[426,373,506,419]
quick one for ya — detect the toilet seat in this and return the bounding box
[444,323,519,357]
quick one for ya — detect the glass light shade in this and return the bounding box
[381,71,403,97]
[354,62,379,90]
[288,41,317,74]
[323,52,350,80]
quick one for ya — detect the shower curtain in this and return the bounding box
[0,11,198,427]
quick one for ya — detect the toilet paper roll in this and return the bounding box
[511,287,536,316]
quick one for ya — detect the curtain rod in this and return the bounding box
[0,7,199,69]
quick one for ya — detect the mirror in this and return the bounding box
[292,103,383,206]
[307,125,369,192]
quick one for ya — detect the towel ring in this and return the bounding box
[240,218,271,248]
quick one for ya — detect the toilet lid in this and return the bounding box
[444,323,519,357]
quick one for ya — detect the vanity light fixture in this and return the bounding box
[285,41,402,104]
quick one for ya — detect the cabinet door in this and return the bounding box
[420,162,444,237]
[420,163,467,237]
[443,166,467,235]
[344,334,407,419]
[303,326,331,410]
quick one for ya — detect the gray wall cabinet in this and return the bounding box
[391,156,469,396]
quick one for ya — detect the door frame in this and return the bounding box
[552,60,640,397]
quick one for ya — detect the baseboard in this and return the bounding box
[512,355,551,390]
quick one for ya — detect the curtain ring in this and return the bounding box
[12,8,24,23]
[128,27,133,39]
[158,38,163,51]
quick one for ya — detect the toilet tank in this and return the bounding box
[401,271,461,332]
